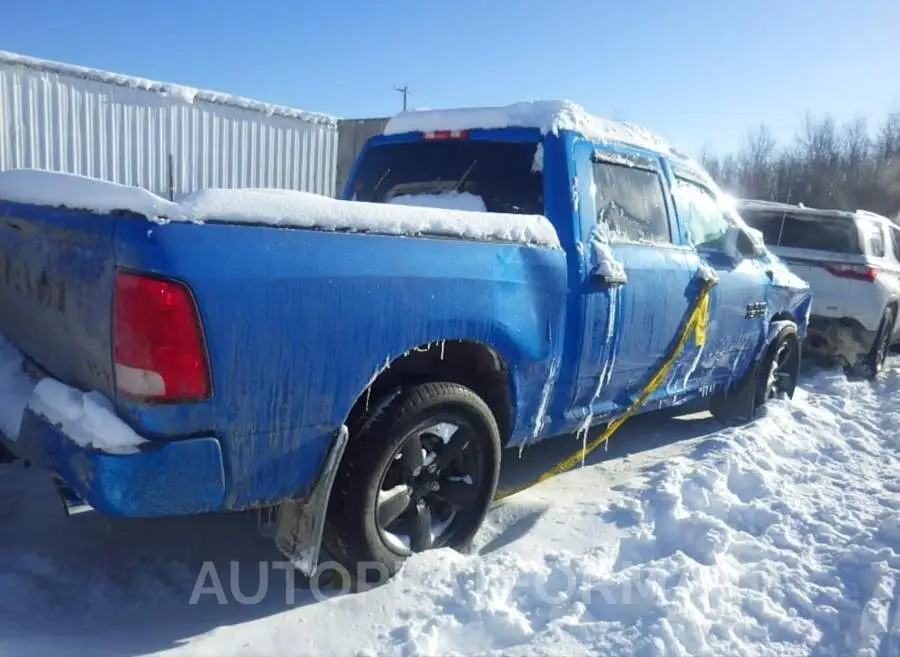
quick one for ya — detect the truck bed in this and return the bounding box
[0,170,566,513]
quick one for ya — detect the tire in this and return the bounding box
[324,382,501,583]
[858,307,894,380]
[754,326,801,406]
[710,324,800,422]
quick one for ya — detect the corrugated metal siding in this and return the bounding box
[0,56,339,198]
[336,117,390,197]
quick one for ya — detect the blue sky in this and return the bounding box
[2,0,897,155]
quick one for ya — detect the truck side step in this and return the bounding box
[53,477,94,516]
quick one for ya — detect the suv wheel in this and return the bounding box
[324,382,501,584]
[858,307,894,379]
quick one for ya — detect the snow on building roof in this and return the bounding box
[0,50,337,125]
[0,169,560,249]
[384,100,680,155]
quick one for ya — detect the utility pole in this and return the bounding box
[393,85,411,111]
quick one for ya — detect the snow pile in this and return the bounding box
[388,191,487,213]
[0,50,337,124]
[0,338,148,454]
[28,379,149,455]
[0,170,561,249]
[385,100,676,156]
[4,360,898,655]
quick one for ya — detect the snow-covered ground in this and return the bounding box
[2,363,899,656]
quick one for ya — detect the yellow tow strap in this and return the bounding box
[493,278,714,502]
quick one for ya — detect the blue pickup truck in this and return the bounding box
[0,101,810,581]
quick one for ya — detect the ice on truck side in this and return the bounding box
[0,100,811,580]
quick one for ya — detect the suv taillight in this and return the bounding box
[822,262,877,282]
[113,271,211,402]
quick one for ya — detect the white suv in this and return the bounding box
[738,200,900,378]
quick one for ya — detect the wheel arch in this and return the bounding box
[342,339,517,447]
[767,311,799,347]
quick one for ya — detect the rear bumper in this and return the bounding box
[805,315,876,363]
[3,409,227,517]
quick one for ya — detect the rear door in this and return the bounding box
[571,142,700,419]
[0,201,117,396]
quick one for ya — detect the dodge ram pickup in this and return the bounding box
[0,100,811,581]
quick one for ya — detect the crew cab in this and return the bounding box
[0,101,811,580]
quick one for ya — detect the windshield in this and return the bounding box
[349,139,544,215]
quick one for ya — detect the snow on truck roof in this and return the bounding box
[384,100,684,157]
[0,169,561,249]
[0,50,337,125]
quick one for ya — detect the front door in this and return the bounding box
[668,170,768,386]
[571,143,703,423]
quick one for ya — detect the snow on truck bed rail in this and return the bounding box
[0,169,561,249]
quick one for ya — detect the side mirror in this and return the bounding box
[725,225,766,260]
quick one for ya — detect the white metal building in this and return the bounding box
[0,51,341,199]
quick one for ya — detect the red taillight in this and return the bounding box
[113,271,211,402]
[822,262,877,282]
[422,130,469,140]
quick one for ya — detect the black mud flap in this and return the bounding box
[709,360,760,424]
[274,425,349,577]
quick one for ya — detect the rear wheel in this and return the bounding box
[324,382,500,583]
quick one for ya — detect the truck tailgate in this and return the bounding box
[0,202,117,397]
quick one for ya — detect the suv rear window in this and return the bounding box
[740,210,861,254]
[349,139,543,215]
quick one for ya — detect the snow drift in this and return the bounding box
[1,359,898,656]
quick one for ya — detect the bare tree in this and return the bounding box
[702,111,900,220]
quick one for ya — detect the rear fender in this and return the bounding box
[336,326,546,443]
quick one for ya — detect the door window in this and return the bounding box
[592,160,671,244]
[671,177,730,249]
[891,226,900,262]
[858,218,885,257]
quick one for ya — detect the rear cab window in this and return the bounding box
[349,136,543,216]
